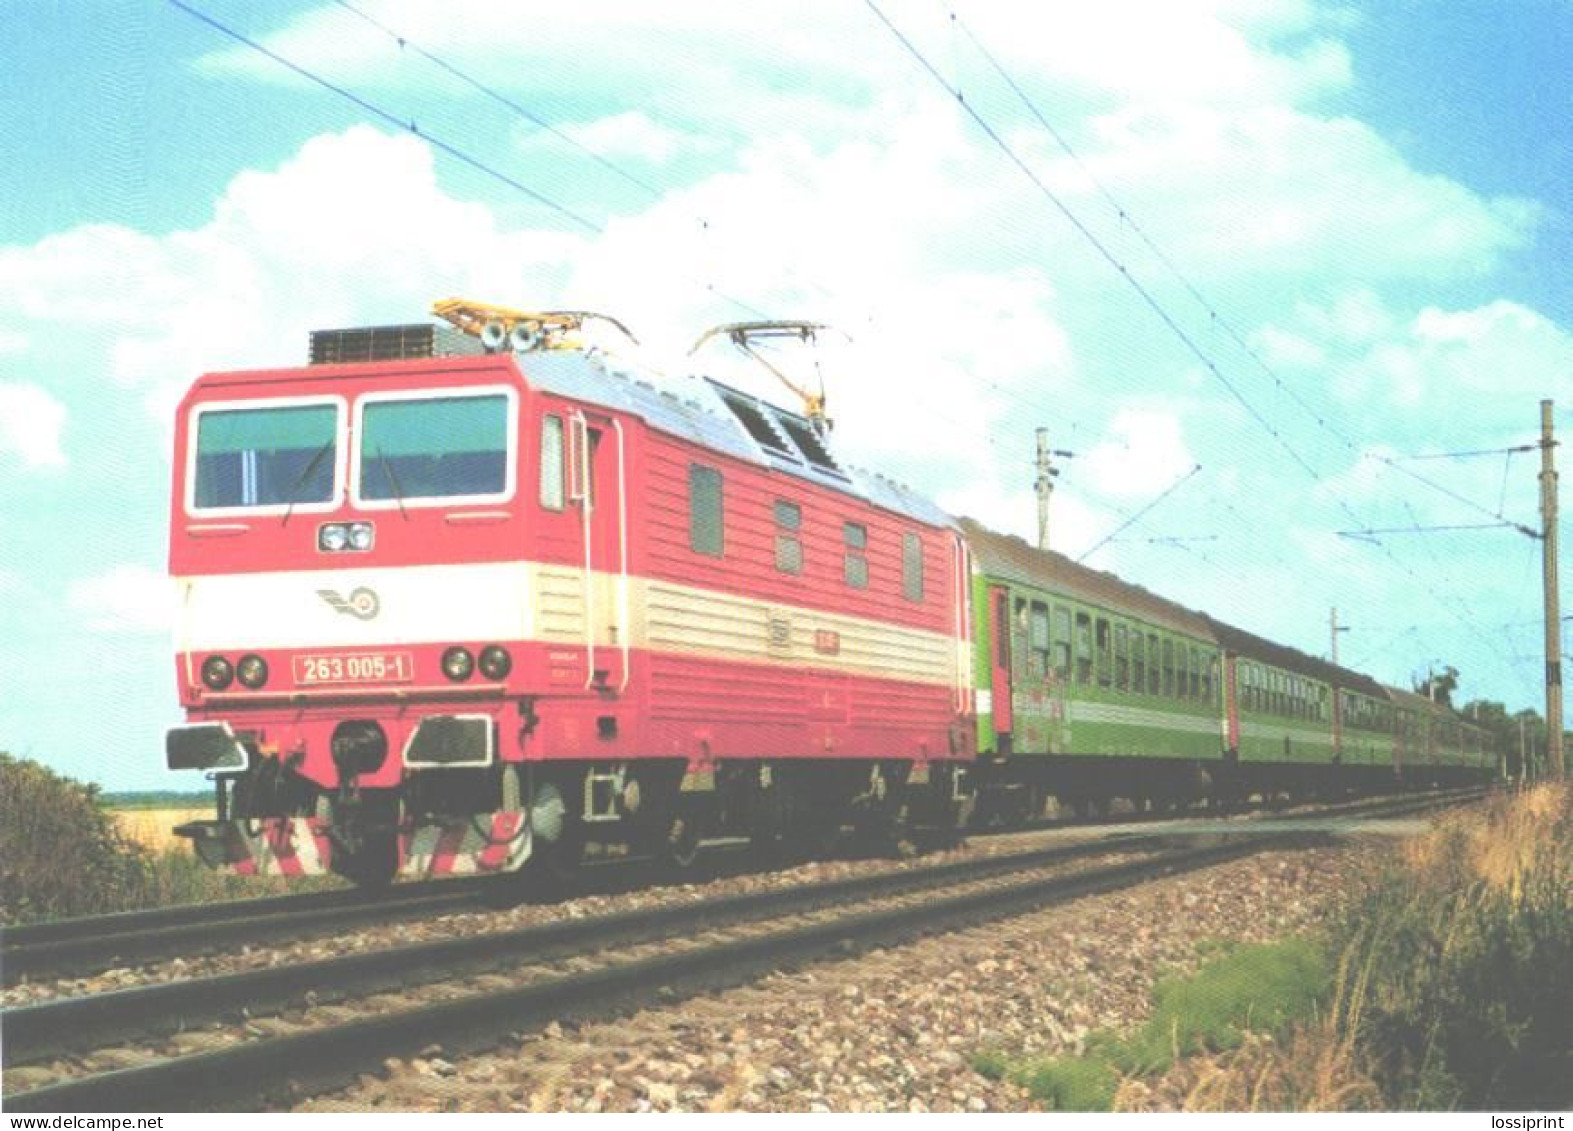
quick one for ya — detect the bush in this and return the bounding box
[1347,784,1571,1110]
[0,752,151,923]
[1134,785,1571,1112]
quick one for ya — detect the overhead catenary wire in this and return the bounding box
[166,0,775,324]
[868,1,1535,694]
[1076,463,1202,563]
[327,0,670,201]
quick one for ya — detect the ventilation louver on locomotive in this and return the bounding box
[307,323,485,365]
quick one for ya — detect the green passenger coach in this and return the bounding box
[960,519,1224,818]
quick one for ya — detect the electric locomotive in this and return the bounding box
[165,305,975,884]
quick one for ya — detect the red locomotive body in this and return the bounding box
[167,325,974,883]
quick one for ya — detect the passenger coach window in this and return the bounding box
[1075,613,1092,685]
[1148,634,1160,695]
[1029,602,1050,679]
[1114,624,1129,692]
[1162,639,1176,698]
[1190,647,1202,700]
[774,500,802,575]
[844,522,868,588]
[1095,618,1111,688]
[539,415,565,509]
[689,464,724,556]
[194,402,337,510]
[360,393,509,501]
[1133,631,1147,694]
[1052,607,1071,682]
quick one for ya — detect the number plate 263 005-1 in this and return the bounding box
[293,651,415,685]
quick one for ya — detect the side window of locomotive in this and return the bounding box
[1029,602,1050,679]
[360,393,509,501]
[689,464,724,557]
[539,415,565,510]
[1074,612,1092,686]
[843,522,868,589]
[902,532,924,602]
[1052,607,1071,683]
[774,499,803,575]
[193,402,338,510]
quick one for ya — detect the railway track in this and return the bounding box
[0,784,1485,987]
[2,788,1482,1113]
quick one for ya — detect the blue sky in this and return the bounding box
[1,0,1568,790]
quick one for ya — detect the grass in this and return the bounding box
[975,937,1331,1111]
[975,782,1572,1113]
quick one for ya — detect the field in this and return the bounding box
[109,806,212,852]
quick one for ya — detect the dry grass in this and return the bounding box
[1128,783,1572,1113]
[110,806,213,852]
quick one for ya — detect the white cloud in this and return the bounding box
[67,565,175,635]
[0,381,67,469]
[1080,409,1198,499]
[551,112,721,165]
[0,127,586,432]
[1059,107,1535,285]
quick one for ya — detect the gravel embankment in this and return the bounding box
[4,849,1148,1096]
[2,833,1111,1009]
[298,839,1386,1113]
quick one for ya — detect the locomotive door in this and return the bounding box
[568,411,629,692]
[988,586,1013,753]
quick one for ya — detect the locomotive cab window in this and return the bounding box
[191,399,340,512]
[356,389,513,505]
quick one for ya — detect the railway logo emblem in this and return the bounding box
[318,586,380,621]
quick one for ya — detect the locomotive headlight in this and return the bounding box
[201,655,234,691]
[318,523,349,552]
[236,654,269,689]
[478,645,512,680]
[348,522,375,551]
[441,646,475,682]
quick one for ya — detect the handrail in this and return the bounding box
[613,417,631,693]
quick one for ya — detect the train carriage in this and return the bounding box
[959,520,1224,816]
[1386,686,1497,787]
[161,305,1499,887]
[166,318,973,884]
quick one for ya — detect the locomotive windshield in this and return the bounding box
[192,402,337,510]
[356,392,510,502]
